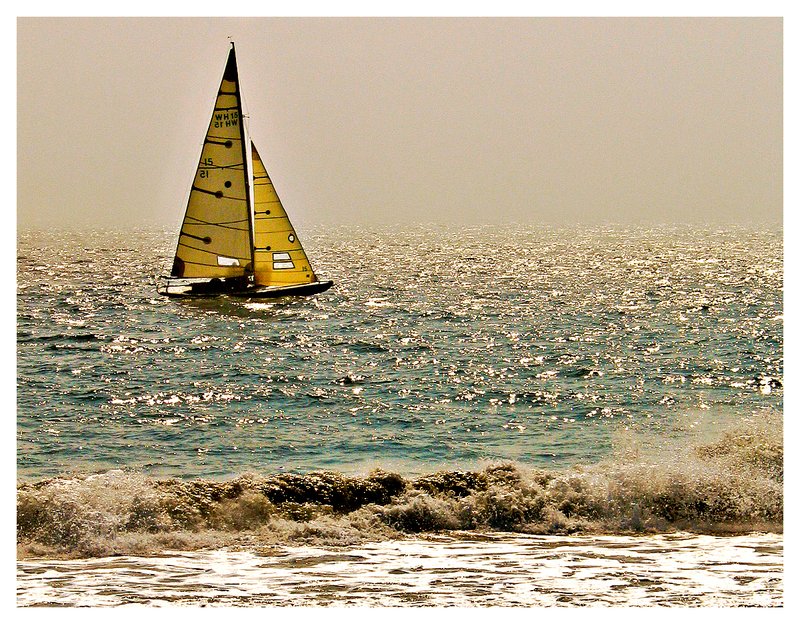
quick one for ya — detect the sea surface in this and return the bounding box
[16,224,783,607]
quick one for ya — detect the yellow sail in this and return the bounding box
[171,45,253,279]
[251,142,317,286]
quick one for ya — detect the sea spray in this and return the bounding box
[18,413,782,559]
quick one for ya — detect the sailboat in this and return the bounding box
[159,42,333,298]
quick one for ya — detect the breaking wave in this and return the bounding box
[17,413,782,559]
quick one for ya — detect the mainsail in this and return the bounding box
[170,46,253,279]
[251,142,318,287]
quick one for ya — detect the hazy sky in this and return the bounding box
[17,16,782,230]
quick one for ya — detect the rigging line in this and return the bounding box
[228,47,255,267]
[239,71,251,128]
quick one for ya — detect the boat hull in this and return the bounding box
[159,280,333,299]
[229,280,334,298]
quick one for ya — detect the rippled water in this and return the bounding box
[17,225,783,479]
[16,224,783,607]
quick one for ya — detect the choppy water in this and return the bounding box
[16,224,783,606]
[17,225,783,478]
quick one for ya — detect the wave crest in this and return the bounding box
[18,415,782,559]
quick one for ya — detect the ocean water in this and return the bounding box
[16,224,783,606]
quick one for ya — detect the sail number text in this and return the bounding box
[199,157,214,178]
[214,111,239,128]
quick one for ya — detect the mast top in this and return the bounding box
[223,42,238,81]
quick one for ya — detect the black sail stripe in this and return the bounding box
[178,258,247,269]
[177,240,249,259]
[191,186,248,201]
[197,161,244,168]
[184,216,250,227]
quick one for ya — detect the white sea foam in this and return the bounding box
[17,532,782,607]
